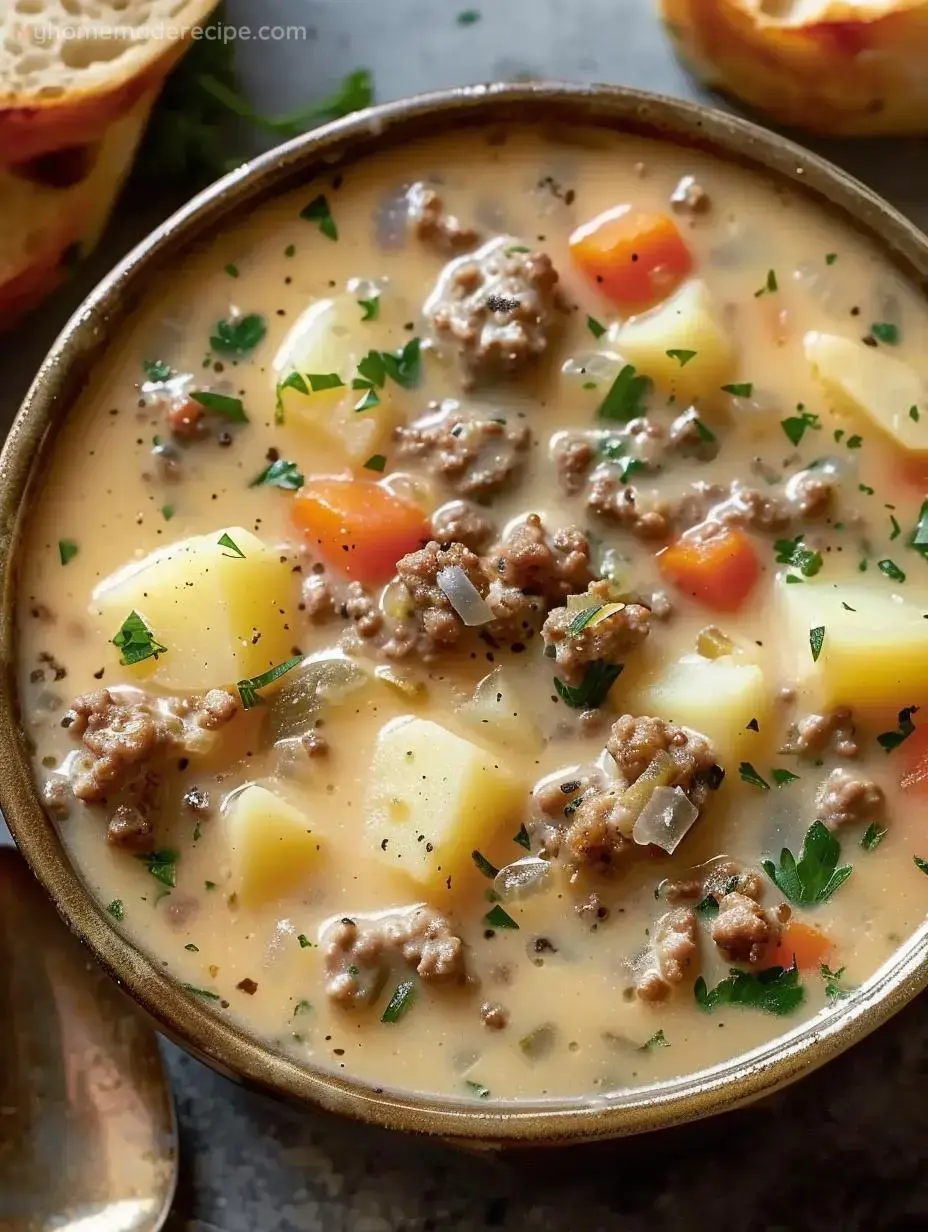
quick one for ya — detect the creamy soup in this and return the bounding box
[18,126,928,1102]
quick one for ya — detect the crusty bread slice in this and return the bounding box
[0,0,219,162]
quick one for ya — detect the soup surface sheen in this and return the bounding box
[19,126,928,1103]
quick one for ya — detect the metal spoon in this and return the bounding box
[0,846,178,1231]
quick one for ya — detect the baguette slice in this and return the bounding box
[661,0,928,135]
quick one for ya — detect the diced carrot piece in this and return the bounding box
[657,526,761,612]
[895,455,928,493]
[899,724,928,795]
[770,921,832,972]
[293,477,429,584]
[569,207,694,313]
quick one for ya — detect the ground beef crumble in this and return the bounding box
[711,892,788,965]
[395,540,489,648]
[816,767,885,830]
[394,403,531,498]
[430,500,496,552]
[636,907,698,1002]
[783,709,859,759]
[407,181,480,254]
[486,513,592,604]
[606,714,721,808]
[323,907,466,1007]
[542,580,651,685]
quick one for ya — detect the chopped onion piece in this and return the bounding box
[632,786,699,854]
[437,565,494,626]
[613,750,676,836]
[493,855,552,900]
[697,625,734,660]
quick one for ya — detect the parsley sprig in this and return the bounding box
[237,656,304,710]
[554,661,623,709]
[695,964,804,1016]
[210,313,266,357]
[597,364,651,423]
[762,821,852,906]
[113,611,167,666]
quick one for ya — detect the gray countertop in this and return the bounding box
[3,1,928,1227]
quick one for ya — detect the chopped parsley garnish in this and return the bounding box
[910,405,920,423]
[210,313,267,357]
[464,1079,491,1098]
[381,979,417,1022]
[721,382,753,398]
[911,500,928,561]
[666,348,697,367]
[513,823,531,851]
[217,532,245,559]
[846,434,863,450]
[821,963,854,1002]
[143,358,173,382]
[861,823,887,851]
[774,535,822,578]
[871,321,899,345]
[358,296,380,321]
[914,856,928,876]
[300,193,338,240]
[162,505,175,521]
[877,705,919,752]
[293,999,311,1016]
[354,339,422,392]
[250,458,305,490]
[640,1029,669,1051]
[136,849,178,888]
[204,881,216,890]
[58,539,79,566]
[890,514,902,541]
[754,269,778,296]
[738,762,770,790]
[695,964,804,1016]
[106,899,125,921]
[355,386,381,412]
[113,610,167,666]
[189,390,248,422]
[457,8,482,23]
[859,483,875,496]
[554,661,623,709]
[364,454,387,472]
[305,372,345,392]
[825,253,838,265]
[810,625,825,662]
[297,933,314,948]
[185,943,200,952]
[694,894,719,919]
[878,558,906,582]
[587,315,606,339]
[274,370,310,422]
[472,850,499,879]
[780,407,820,447]
[762,821,852,906]
[772,768,800,786]
[505,244,530,255]
[183,984,220,1001]
[237,656,303,710]
[693,417,716,443]
[224,263,239,278]
[597,364,651,423]
[285,244,296,257]
[484,904,519,930]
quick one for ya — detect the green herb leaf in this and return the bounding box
[910,405,920,423]
[774,535,823,578]
[878,558,906,582]
[364,454,387,472]
[143,358,174,383]
[354,386,381,412]
[210,313,266,357]
[754,269,778,296]
[106,899,125,921]
[237,656,303,710]
[666,348,697,367]
[780,407,820,447]
[587,315,606,339]
[484,904,519,930]
[695,964,804,1016]
[871,321,900,345]
[293,999,311,1017]
[890,514,902,541]
[285,244,296,258]
[301,193,338,240]
[358,296,380,321]
[693,417,717,443]
[825,253,838,265]
[554,661,623,709]
[599,443,648,483]
[505,245,530,255]
[204,881,216,890]
[597,364,651,423]
[250,458,305,491]
[137,849,178,888]
[224,263,239,278]
[58,539,79,566]
[694,894,719,919]
[464,1078,491,1098]
[877,705,919,752]
[189,390,248,423]
[846,434,863,450]
[513,823,531,851]
[381,979,417,1022]
[820,963,854,1002]
[915,856,928,876]
[721,382,753,398]
[217,532,245,559]
[739,762,770,790]
[183,984,220,1001]
[297,933,314,949]
[274,371,309,422]
[861,822,888,851]
[567,605,604,636]
[185,943,200,952]
[472,850,499,879]
[162,505,175,521]
[810,625,826,662]
[762,820,852,906]
[640,1029,669,1051]
[772,768,800,786]
[306,372,345,392]
[457,8,482,23]
[113,610,167,666]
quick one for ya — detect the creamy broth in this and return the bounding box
[18,126,928,1102]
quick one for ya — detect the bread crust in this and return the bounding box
[662,0,928,135]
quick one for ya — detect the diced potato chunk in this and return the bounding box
[804,330,928,453]
[610,279,735,399]
[779,577,928,708]
[365,716,526,892]
[274,296,402,462]
[225,784,322,907]
[93,527,297,691]
[457,667,542,753]
[632,653,768,760]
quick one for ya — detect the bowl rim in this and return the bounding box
[4,79,928,1147]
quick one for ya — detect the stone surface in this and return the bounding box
[3,0,928,1226]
